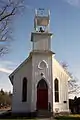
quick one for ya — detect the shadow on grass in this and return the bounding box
[55,116,80,120]
[0,111,37,119]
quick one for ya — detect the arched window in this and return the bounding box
[22,77,27,102]
[37,79,48,89]
[54,78,59,102]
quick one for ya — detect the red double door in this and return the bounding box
[37,88,48,110]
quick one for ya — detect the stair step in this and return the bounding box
[37,110,52,118]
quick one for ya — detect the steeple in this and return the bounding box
[34,8,50,32]
[31,8,53,51]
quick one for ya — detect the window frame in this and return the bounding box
[54,78,59,102]
[22,77,27,102]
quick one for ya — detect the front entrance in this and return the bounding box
[37,79,48,110]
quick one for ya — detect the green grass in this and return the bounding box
[55,114,80,120]
[1,114,80,120]
[0,119,37,120]
[0,117,38,120]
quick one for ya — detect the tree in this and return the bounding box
[61,62,80,95]
[0,89,12,108]
[0,88,4,95]
[0,0,24,55]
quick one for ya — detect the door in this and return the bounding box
[37,79,48,110]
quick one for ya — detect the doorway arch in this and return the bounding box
[37,79,48,110]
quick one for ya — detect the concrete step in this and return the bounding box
[37,110,53,118]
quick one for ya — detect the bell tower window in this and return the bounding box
[34,8,50,32]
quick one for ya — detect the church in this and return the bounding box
[9,9,71,115]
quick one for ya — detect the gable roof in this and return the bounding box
[9,50,54,84]
[9,51,71,85]
[9,50,54,78]
[9,53,32,84]
[53,56,72,80]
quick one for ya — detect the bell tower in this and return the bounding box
[31,8,53,51]
[31,9,54,112]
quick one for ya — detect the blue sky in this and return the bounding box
[0,0,80,94]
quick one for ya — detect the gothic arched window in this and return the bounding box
[54,78,59,102]
[22,77,27,102]
[37,79,48,89]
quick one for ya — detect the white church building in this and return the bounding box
[9,9,71,115]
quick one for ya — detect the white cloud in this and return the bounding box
[0,60,18,74]
[0,60,18,71]
[0,68,13,74]
[0,60,15,66]
[64,0,80,7]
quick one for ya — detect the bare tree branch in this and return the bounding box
[0,0,24,55]
[62,62,80,95]
[0,20,8,33]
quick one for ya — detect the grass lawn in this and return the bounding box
[55,114,80,120]
[0,118,37,120]
[0,114,80,120]
[0,119,38,120]
[0,119,39,120]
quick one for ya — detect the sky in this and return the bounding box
[0,0,80,95]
